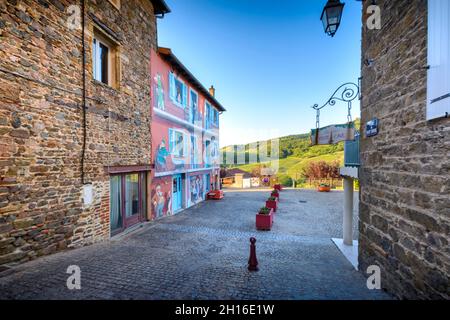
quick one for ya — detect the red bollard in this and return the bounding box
[248,237,259,271]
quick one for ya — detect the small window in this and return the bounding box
[169,72,187,108]
[92,28,120,88]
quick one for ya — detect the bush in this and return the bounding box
[259,207,271,215]
[278,175,293,187]
[268,196,276,201]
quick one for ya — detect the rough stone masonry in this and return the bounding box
[0,0,157,269]
[359,0,450,299]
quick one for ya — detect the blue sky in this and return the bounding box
[157,0,362,147]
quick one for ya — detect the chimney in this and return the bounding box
[209,85,215,97]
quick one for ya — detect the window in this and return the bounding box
[110,172,146,234]
[93,38,109,84]
[110,175,123,232]
[189,89,198,124]
[92,28,120,88]
[204,140,211,166]
[205,102,212,129]
[169,128,185,157]
[427,0,450,120]
[190,134,198,168]
[213,109,219,126]
[169,72,187,108]
[205,101,219,128]
[204,136,219,167]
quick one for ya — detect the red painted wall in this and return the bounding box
[149,50,221,219]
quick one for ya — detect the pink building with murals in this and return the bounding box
[150,48,225,218]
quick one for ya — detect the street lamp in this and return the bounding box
[320,0,345,37]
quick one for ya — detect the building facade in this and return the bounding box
[359,0,449,299]
[0,0,170,268]
[150,48,225,218]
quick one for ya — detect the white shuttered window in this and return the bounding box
[427,0,450,120]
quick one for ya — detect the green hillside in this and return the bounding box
[233,152,344,179]
[221,119,359,185]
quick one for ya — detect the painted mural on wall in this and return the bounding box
[154,73,165,111]
[151,178,172,219]
[150,49,222,217]
[189,174,205,206]
[151,50,221,176]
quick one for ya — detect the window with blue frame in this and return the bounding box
[204,140,210,166]
[205,102,212,129]
[190,134,198,168]
[212,108,219,126]
[168,128,185,157]
[205,102,219,129]
[169,72,187,108]
[189,89,198,124]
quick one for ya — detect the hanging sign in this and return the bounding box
[310,123,355,146]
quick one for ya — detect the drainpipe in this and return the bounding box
[343,177,354,245]
[81,0,88,185]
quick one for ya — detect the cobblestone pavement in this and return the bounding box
[0,189,392,300]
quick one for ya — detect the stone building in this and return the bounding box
[359,0,449,299]
[0,0,170,269]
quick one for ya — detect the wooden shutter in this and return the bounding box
[182,83,187,108]
[169,72,175,102]
[168,128,174,154]
[427,0,450,120]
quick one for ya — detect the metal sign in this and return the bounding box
[365,118,378,137]
[311,123,355,145]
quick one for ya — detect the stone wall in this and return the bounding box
[0,0,156,268]
[359,0,450,299]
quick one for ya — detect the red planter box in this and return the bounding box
[266,199,277,212]
[256,209,274,230]
[207,189,224,199]
[274,184,283,191]
[271,191,279,201]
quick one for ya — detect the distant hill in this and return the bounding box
[221,119,360,184]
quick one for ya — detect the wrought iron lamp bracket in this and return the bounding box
[312,82,360,129]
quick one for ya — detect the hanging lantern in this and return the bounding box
[320,0,345,37]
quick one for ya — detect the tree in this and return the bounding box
[302,160,341,186]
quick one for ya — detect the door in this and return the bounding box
[205,174,211,195]
[172,174,183,212]
[110,172,146,236]
[124,173,141,227]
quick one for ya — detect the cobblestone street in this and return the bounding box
[0,189,392,300]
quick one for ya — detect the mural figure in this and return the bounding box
[155,139,170,171]
[211,136,218,160]
[176,81,183,105]
[154,73,165,110]
[190,175,204,204]
[165,191,172,216]
[152,184,166,218]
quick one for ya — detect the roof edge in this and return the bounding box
[150,0,171,15]
[157,47,226,112]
